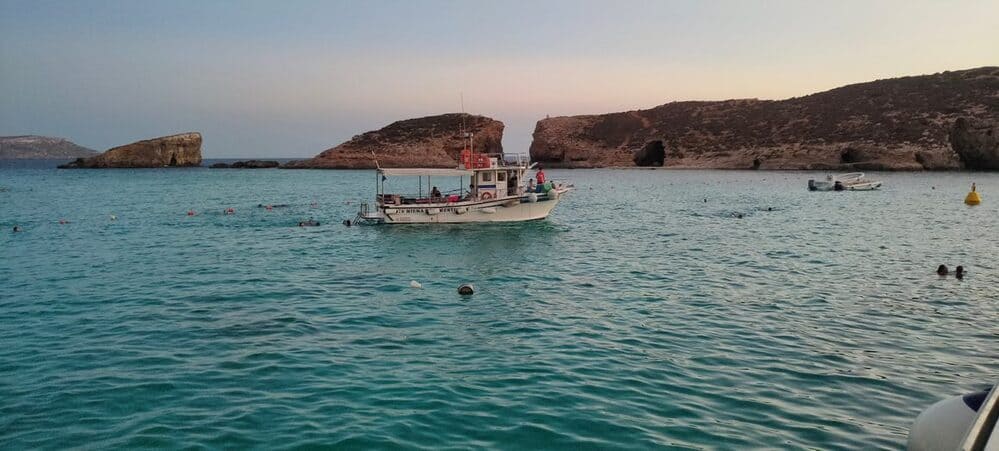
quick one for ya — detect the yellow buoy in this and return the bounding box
[965,183,981,206]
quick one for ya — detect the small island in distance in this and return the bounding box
[0,136,96,159]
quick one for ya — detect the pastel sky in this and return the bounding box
[2,0,997,158]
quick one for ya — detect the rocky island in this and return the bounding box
[530,67,999,170]
[0,136,96,159]
[283,114,503,169]
[58,132,202,168]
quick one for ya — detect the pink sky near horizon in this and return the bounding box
[2,0,997,157]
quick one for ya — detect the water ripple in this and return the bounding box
[1,167,997,449]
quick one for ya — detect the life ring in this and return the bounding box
[481,192,493,200]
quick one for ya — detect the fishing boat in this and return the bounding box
[355,149,571,224]
[808,172,883,191]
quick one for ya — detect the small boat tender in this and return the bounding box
[808,172,882,191]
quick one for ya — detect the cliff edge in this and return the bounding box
[530,67,999,170]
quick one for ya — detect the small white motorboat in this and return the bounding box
[808,172,882,191]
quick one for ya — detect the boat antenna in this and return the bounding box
[460,93,473,154]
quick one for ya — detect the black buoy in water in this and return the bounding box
[458,284,474,295]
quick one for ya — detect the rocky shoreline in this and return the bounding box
[530,67,999,171]
[19,67,999,172]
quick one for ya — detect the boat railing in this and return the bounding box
[378,191,468,206]
[461,152,531,169]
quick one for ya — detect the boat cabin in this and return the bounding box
[375,153,531,207]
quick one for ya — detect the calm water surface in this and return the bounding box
[1,163,997,449]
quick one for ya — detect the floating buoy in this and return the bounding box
[410,280,422,289]
[964,183,981,205]
[110,214,117,221]
[457,284,474,295]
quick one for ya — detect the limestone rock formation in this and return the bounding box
[58,133,202,168]
[950,117,999,170]
[210,160,280,169]
[531,67,999,170]
[0,136,96,159]
[283,114,503,169]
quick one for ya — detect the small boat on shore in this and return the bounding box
[808,172,882,191]
[355,150,572,224]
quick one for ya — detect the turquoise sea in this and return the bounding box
[1,161,997,449]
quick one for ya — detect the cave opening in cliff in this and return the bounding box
[169,154,177,166]
[633,140,666,167]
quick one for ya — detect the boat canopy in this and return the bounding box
[377,168,475,177]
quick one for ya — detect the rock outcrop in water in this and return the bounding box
[530,67,999,170]
[58,133,202,168]
[0,136,97,159]
[283,114,503,169]
[210,160,280,169]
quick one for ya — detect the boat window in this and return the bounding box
[497,171,506,182]
[481,172,492,182]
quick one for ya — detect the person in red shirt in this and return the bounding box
[535,166,546,185]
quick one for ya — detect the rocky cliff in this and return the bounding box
[950,117,999,170]
[58,133,202,168]
[0,136,96,159]
[283,114,503,169]
[530,67,999,170]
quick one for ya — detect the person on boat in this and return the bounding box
[527,178,536,193]
[955,266,965,280]
[430,186,442,202]
[536,166,546,185]
[464,183,475,200]
[937,264,948,276]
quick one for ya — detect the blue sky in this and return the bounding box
[2,0,997,158]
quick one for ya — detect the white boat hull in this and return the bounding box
[363,190,568,224]
[845,181,882,191]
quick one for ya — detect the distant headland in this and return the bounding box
[0,136,96,159]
